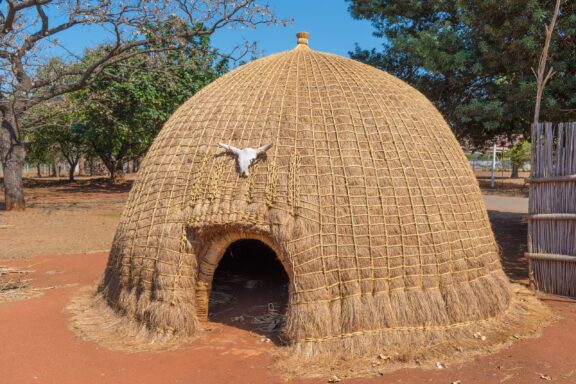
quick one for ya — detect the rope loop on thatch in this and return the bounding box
[288,152,301,214]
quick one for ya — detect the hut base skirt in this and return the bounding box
[277,285,550,377]
[67,282,551,377]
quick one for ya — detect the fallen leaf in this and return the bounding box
[539,373,552,381]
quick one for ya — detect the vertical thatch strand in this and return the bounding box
[528,122,576,296]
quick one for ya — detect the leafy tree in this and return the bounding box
[56,123,84,182]
[34,124,84,181]
[26,101,86,181]
[504,139,532,178]
[1,0,284,210]
[26,132,55,177]
[72,31,227,183]
[348,0,576,146]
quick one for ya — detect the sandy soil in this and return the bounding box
[0,178,130,260]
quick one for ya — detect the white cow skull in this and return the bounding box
[219,143,273,177]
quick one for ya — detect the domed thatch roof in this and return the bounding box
[83,32,547,369]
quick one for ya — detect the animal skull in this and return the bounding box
[219,143,273,177]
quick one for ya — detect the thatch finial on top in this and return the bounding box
[296,31,309,47]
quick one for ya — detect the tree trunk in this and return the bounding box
[36,164,42,178]
[101,155,125,184]
[511,163,520,179]
[0,112,26,211]
[111,161,125,184]
[68,160,78,182]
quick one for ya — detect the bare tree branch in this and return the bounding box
[533,0,562,124]
[1,0,286,110]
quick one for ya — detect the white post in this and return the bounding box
[490,142,497,189]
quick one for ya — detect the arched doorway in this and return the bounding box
[203,238,290,343]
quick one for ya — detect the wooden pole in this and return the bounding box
[491,142,497,189]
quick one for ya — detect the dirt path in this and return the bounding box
[0,253,280,384]
[484,195,528,214]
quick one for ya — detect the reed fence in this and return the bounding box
[527,122,576,296]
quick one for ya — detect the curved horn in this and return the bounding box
[257,143,273,154]
[219,143,241,155]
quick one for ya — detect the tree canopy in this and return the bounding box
[74,33,227,182]
[27,104,85,181]
[27,27,227,182]
[348,0,576,146]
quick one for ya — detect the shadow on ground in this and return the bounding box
[488,210,528,283]
[24,178,133,194]
[1,177,132,195]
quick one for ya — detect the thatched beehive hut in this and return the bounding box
[83,32,548,364]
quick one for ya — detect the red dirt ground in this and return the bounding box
[1,252,576,384]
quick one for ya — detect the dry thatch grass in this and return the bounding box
[70,33,552,372]
[66,285,193,352]
[0,267,43,303]
[276,285,552,379]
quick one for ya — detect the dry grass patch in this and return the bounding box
[0,267,43,303]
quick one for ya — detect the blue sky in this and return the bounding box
[210,0,382,57]
[53,0,382,61]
